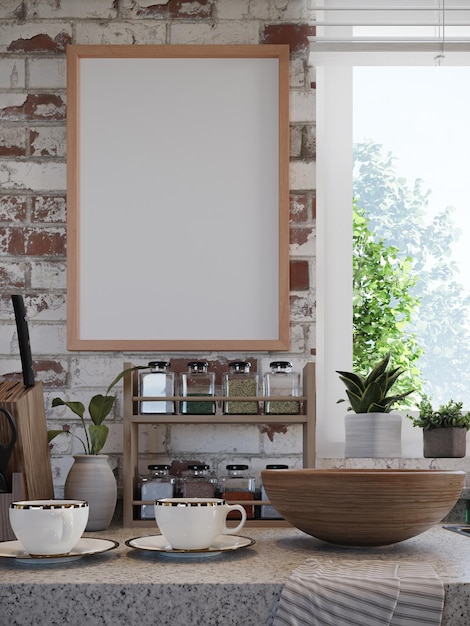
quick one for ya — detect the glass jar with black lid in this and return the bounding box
[180,361,216,415]
[139,464,175,519]
[219,464,256,519]
[181,464,217,497]
[222,361,259,415]
[263,361,301,414]
[139,361,175,414]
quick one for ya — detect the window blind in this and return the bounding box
[309,1,470,65]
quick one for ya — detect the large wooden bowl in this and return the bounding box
[261,468,465,546]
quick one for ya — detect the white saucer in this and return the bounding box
[0,537,119,564]
[125,534,255,558]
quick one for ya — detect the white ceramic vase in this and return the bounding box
[344,413,402,458]
[64,455,117,531]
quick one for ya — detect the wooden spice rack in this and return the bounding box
[122,362,316,528]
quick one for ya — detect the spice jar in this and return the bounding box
[139,361,175,414]
[260,464,288,519]
[181,464,217,497]
[219,464,256,519]
[180,361,216,415]
[139,464,176,520]
[222,361,259,415]
[263,361,301,414]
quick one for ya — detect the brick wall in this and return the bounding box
[0,0,316,496]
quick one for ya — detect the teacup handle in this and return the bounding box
[59,508,74,545]
[222,504,247,535]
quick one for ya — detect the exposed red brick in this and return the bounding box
[290,260,309,290]
[31,196,66,223]
[29,128,64,157]
[33,359,67,387]
[290,226,313,247]
[0,227,25,255]
[1,371,23,383]
[26,228,66,256]
[260,424,288,442]
[290,194,308,223]
[312,196,316,219]
[7,31,72,54]
[0,94,66,122]
[134,0,212,18]
[0,196,27,221]
[262,23,315,54]
[0,134,26,157]
[0,269,25,291]
[27,293,64,316]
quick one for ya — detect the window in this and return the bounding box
[312,1,470,457]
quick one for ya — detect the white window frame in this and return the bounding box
[313,47,470,458]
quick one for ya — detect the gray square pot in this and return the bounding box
[423,427,467,458]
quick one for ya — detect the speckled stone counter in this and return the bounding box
[1,524,470,626]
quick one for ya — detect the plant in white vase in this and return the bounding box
[48,364,147,531]
[48,365,145,454]
[337,352,415,458]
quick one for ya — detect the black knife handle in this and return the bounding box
[11,295,35,388]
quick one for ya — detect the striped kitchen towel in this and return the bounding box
[273,559,444,626]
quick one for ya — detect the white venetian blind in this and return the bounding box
[309,0,470,65]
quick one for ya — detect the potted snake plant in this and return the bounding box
[408,396,469,458]
[337,352,415,457]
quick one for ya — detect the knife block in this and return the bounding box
[0,382,54,501]
[0,473,26,541]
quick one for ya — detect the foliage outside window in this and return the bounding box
[353,141,470,403]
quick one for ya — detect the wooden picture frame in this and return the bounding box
[66,44,290,351]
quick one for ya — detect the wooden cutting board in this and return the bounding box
[0,381,54,500]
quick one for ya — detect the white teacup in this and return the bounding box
[9,500,89,556]
[155,497,247,550]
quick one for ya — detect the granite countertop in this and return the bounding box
[1,524,470,625]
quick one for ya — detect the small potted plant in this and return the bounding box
[337,352,415,457]
[408,396,470,458]
[49,364,147,530]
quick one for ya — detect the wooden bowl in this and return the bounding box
[261,468,465,546]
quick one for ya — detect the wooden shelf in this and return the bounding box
[122,362,316,527]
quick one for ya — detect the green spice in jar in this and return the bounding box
[223,361,260,415]
[180,361,216,415]
[263,361,301,415]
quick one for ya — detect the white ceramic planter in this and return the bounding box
[64,455,117,531]
[345,413,402,458]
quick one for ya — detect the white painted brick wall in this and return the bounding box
[0,0,317,496]
[28,58,66,89]
[0,59,25,88]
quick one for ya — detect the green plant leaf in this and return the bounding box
[365,352,391,386]
[47,429,66,443]
[336,371,366,395]
[106,365,149,395]
[89,394,115,426]
[89,424,109,455]
[51,398,85,419]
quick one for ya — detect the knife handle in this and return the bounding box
[11,295,35,388]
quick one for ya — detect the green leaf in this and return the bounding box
[51,397,85,419]
[106,365,149,395]
[47,429,66,443]
[89,424,109,455]
[89,394,115,426]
